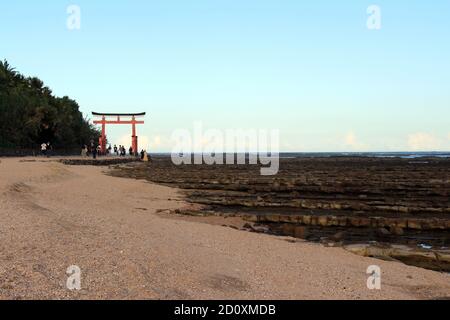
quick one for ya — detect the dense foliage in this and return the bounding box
[0,60,99,150]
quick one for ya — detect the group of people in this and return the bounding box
[80,142,148,161]
[40,141,148,161]
[81,141,102,159]
[113,145,133,157]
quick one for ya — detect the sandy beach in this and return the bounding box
[0,157,449,300]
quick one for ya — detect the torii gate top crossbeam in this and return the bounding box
[92,112,145,125]
[92,112,146,117]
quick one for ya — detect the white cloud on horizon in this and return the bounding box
[343,131,367,151]
[407,132,441,151]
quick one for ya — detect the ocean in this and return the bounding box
[150,152,450,159]
[278,152,450,159]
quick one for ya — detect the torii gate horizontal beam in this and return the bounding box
[92,112,146,117]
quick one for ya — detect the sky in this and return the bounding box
[1,0,449,152]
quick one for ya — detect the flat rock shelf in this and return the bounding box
[108,156,450,272]
[60,158,140,166]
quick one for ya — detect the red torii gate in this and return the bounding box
[92,112,145,155]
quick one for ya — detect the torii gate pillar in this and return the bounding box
[131,116,138,155]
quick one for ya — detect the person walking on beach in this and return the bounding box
[90,141,97,159]
[40,142,47,157]
[46,142,52,157]
[81,145,88,157]
[129,146,133,156]
[92,144,98,159]
[143,150,149,162]
[114,145,118,156]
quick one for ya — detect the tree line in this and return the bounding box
[0,60,99,152]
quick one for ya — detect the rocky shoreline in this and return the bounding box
[108,156,450,272]
[60,157,140,166]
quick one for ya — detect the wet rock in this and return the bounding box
[398,206,409,213]
[243,223,253,230]
[376,228,391,236]
[310,216,319,226]
[252,226,270,233]
[242,215,258,222]
[392,219,408,229]
[61,158,139,166]
[344,244,450,272]
[264,215,280,223]
[349,217,371,227]
[323,241,343,248]
[318,216,328,227]
[330,231,347,241]
[293,226,308,239]
[327,216,340,227]
[337,216,348,227]
[281,224,296,236]
[375,217,387,228]
[360,218,371,227]
[279,215,299,223]
[301,216,312,225]
[390,226,404,236]
[407,219,422,230]
[331,203,342,210]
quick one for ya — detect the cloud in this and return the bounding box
[345,132,357,146]
[154,135,161,145]
[407,132,441,151]
[150,135,162,148]
[343,131,366,150]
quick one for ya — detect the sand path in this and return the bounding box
[0,158,449,299]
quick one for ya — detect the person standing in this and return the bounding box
[81,145,87,157]
[40,142,47,157]
[92,144,98,159]
[46,142,52,157]
[143,150,149,162]
[90,141,97,159]
[114,145,118,156]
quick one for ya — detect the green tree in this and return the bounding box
[0,60,99,151]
